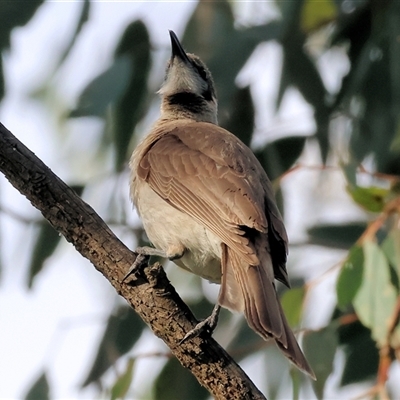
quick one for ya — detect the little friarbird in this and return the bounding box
[126,30,315,379]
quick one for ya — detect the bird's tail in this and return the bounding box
[219,243,315,380]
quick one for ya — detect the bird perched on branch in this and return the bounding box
[126,30,314,379]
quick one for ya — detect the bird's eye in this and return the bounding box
[196,65,208,81]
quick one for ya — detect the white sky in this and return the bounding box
[1,1,398,400]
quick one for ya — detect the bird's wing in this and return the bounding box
[137,121,286,266]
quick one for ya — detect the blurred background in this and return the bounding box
[1,0,400,399]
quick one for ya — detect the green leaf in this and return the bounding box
[24,372,50,400]
[308,222,366,249]
[28,221,62,289]
[338,320,379,386]
[353,240,398,346]
[347,186,390,213]
[0,0,44,101]
[342,162,391,212]
[212,21,281,115]
[221,86,254,147]
[279,17,330,161]
[182,0,234,58]
[300,0,337,33]
[0,55,4,102]
[70,184,85,197]
[69,55,132,118]
[110,358,135,400]
[182,0,234,113]
[183,1,281,117]
[27,184,84,288]
[331,7,373,109]
[275,0,303,33]
[81,305,144,387]
[262,346,290,400]
[315,110,330,164]
[388,2,400,111]
[56,0,90,69]
[257,136,307,180]
[390,121,400,153]
[280,287,305,327]
[113,20,151,171]
[382,228,400,277]
[344,28,398,174]
[303,325,338,400]
[226,319,265,361]
[341,160,358,188]
[336,245,364,308]
[153,357,209,400]
[290,368,301,400]
[0,0,44,49]
[275,49,290,112]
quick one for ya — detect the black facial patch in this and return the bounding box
[195,64,208,81]
[168,92,207,114]
[202,87,213,101]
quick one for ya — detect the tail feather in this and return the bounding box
[276,300,316,379]
[219,243,315,379]
[219,243,244,312]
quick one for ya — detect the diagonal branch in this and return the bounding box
[0,122,266,400]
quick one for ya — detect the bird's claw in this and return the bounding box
[179,304,221,344]
[122,253,149,282]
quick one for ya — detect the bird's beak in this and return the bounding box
[169,30,191,64]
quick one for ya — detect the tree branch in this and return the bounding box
[0,122,266,400]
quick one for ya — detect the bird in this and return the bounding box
[126,30,315,379]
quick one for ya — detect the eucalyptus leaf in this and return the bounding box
[56,0,90,69]
[338,321,379,386]
[308,222,366,249]
[353,240,397,346]
[0,0,44,49]
[257,136,307,180]
[113,20,151,171]
[222,86,254,147]
[154,357,208,400]
[183,1,281,119]
[0,0,44,101]
[300,0,337,33]
[303,325,338,400]
[280,287,306,328]
[110,358,135,400]
[382,228,400,277]
[336,245,364,308]
[70,55,132,118]
[28,221,62,289]
[347,186,390,213]
[81,305,144,387]
[0,56,4,101]
[24,372,50,400]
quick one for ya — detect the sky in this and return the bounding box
[1,1,398,400]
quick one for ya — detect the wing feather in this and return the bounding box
[137,122,286,265]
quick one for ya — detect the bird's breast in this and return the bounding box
[131,179,222,283]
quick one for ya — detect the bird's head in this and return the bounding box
[159,31,218,124]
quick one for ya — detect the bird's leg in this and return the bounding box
[180,303,221,343]
[123,246,184,282]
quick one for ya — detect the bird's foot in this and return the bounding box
[123,246,184,282]
[180,304,221,344]
[123,246,165,282]
[122,253,150,282]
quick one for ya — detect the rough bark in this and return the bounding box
[0,122,267,400]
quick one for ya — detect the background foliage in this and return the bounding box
[1,0,400,399]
